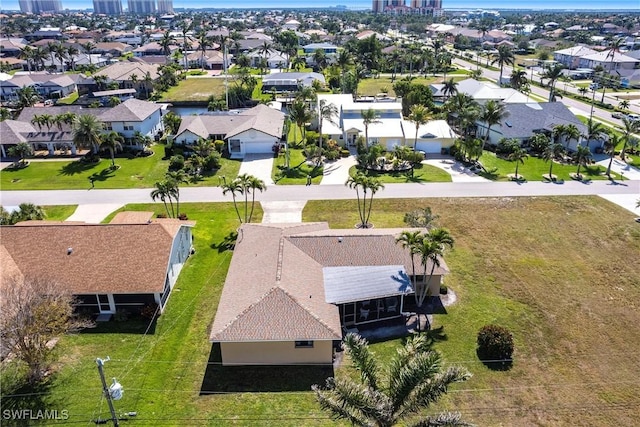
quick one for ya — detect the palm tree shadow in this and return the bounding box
[479,167,499,180]
[210,231,238,253]
[59,160,99,176]
[89,167,116,183]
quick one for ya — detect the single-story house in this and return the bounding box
[262,72,325,92]
[477,102,588,150]
[303,42,338,55]
[248,49,289,69]
[209,223,448,366]
[0,212,195,317]
[173,104,285,158]
[186,50,229,70]
[430,78,530,104]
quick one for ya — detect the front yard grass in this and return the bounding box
[0,147,241,190]
[478,151,621,181]
[272,148,323,185]
[159,78,225,102]
[349,163,453,183]
[2,197,639,426]
[42,205,77,220]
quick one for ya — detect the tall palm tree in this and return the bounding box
[491,45,514,85]
[221,177,244,224]
[413,227,454,307]
[442,78,458,101]
[604,133,621,177]
[361,108,381,151]
[602,38,625,103]
[100,131,123,168]
[479,100,509,152]
[7,142,33,166]
[541,64,565,102]
[288,100,312,144]
[583,120,609,150]
[159,32,175,63]
[573,145,592,179]
[509,68,527,91]
[619,117,639,162]
[345,172,384,229]
[408,104,432,150]
[196,30,211,71]
[563,124,581,150]
[260,40,272,62]
[312,333,471,427]
[313,49,327,71]
[19,46,34,73]
[245,174,266,223]
[508,145,528,179]
[150,180,175,218]
[51,43,67,72]
[66,46,79,71]
[542,141,565,180]
[396,230,423,293]
[336,49,352,93]
[180,20,192,70]
[15,86,40,109]
[166,170,189,217]
[317,99,338,149]
[31,47,48,71]
[72,114,103,155]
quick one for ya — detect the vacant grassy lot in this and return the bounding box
[3,197,639,426]
[305,196,640,426]
[0,147,241,190]
[159,78,225,102]
[479,151,621,182]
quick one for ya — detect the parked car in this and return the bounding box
[627,114,640,122]
[612,111,624,119]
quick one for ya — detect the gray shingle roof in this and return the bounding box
[496,102,586,139]
[98,98,162,122]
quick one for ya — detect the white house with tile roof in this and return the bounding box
[209,223,448,366]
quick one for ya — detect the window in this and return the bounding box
[104,124,113,131]
[123,125,134,131]
[229,139,240,152]
[295,340,314,348]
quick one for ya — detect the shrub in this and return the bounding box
[439,285,448,294]
[477,324,514,366]
[203,152,221,171]
[340,149,350,158]
[305,130,320,145]
[214,139,225,153]
[169,155,185,171]
[156,213,167,218]
[496,139,519,157]
[178,213,188,220]
[164,143,173,159]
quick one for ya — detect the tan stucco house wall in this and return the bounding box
[220,340,334,366]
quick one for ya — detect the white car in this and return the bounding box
[627,114,640,122]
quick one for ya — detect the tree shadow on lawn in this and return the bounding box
[88,167,116,183]
[275,163,322,182]
[58,160,100,176]
[79,317,157,335]
[199,343,334,394]
[476,348,513,372]
[0,368,66,426]
[210,231,238,253]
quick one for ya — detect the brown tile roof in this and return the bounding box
[93,61,160,82]
[0,245,22,292]
[0,222,192,295]
[209,223,449,343]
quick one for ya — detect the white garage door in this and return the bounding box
[416,141,441,154]
[245,140,274,154]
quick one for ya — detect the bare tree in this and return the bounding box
[0,276,93,384]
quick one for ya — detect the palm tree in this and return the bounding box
[166,170,189,217]
[361,108,381,151]
[312,333,471,427]
[563,124,581,150]
[11,203,46,223]
[542,141,564,180]
[541,64,564,102]
[7,142,33,166]
[15,86,40,109]
[604,133,621,177]
[479,100,509,152]
[583,120,608,150]
[336,50,352,93]
[396,230,423,294]
[288,100,312,144]
[51,43,67,72]
[317,99,338,149]
[159,32,175,63]
[72,114,103,155]
[19,46,34,73]
[100,131,123,168]
[196,30,211,72]
[245,175,266,223]
[221,177,244,224]
[408,104,432,150]
[312,49,327,71]
[66,46,79,71]
[413,227,454,307]
[345,172,384,229]
[620,117,640,162]
[491,45,514,84]
[180,20,192,70]
[510,68,527,91]
[508,145,528,179]
[150,180,175,218]
[80,41,95,65]
[618,100,630,110]
[442,78,458,101]
[573,145,592,180]
[602,38,625,103]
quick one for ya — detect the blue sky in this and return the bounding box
[2,0,638,11]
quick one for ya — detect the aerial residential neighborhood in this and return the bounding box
[0,2,639,426]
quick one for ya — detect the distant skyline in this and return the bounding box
[3,0,640,11]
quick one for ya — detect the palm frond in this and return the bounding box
[410,411,474,427]
[344,333,379,390]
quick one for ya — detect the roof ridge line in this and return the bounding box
[283,287,342,337]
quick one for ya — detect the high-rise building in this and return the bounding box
[19,0,63,13]
[93,0,123,14]
[156,0,173,14]
[372,0,392,13]
[409,0,443,15]
[127,0,156,14]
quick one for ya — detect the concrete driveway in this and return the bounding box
[320,156,358,185]
[423,158,490,183]
[65,203,124,223]
[238,153,275,185]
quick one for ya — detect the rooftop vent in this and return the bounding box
[67,247,73,255]
[338,237,343,243]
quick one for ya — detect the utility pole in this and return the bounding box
[96,357,119,427]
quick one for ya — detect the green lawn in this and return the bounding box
[478,151,620,181]
[159,78,225,102]
[358,76,438,97]
[0,147,242,190]
[43,205,77,220]
[349,163,453,183]
[56,92,79,105]
[272,148,323,185]
[3,197,639,426]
